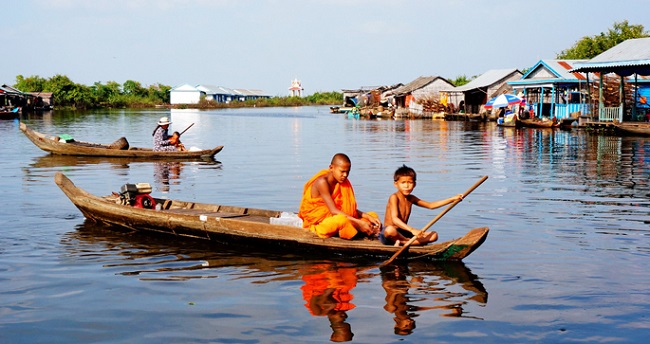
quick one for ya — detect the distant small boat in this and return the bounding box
[518,117,559,128]
[496,113,518,127]
[0,107,20,120]
[20,122,223,160]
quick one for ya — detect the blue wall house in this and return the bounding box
[197,85,236,103]
[232,88,271,102]
[442,68,522,114]
[508,60,590,122]
[570,37,650,123]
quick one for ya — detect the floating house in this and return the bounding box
[570,37,650,123]
[170,84,202,104]
[232,88,270,102]
[508,60,590,121]
[442,68,522,114]
[392,76,456,116]
[340,85,400,108]
[170,84,270,105]
[197,85,236,103]
[27,92,54,110]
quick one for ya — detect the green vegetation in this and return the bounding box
[11,74,342,110]
[14,74,171,109]
[557,20,649,59]
[450,75,474,87]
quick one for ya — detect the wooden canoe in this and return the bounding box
[0,110,19,120]
[517,118,560,128]
[20,122,223,159]
[55,172,489,262]
[614,122,650,136]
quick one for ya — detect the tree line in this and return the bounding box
[11,21,647,110]
[12,74,343,110]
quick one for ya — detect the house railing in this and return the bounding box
[599,106,622,122]
[553,103,591,119]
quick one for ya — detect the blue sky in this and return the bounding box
[3,0,649,96]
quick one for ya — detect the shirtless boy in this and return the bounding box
[379,165,463,246]
[298,153,381,240]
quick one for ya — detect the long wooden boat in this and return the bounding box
[55,172,489,262]
[20,122,223,159]
[517,117,559,128]
[614,122,650,136]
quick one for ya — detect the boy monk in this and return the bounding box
[298,153,381,240]
[379,165,463,246]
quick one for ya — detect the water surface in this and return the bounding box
[1,107,649,343]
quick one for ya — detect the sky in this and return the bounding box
[3,0,650,96]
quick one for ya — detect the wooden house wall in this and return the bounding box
[412,79,453,100]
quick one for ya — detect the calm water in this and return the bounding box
[1,107,649,343]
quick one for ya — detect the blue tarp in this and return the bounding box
[636,86,650,108]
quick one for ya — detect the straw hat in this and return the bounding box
[158,117,171,125]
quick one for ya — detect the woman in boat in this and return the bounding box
[152,117,181,151]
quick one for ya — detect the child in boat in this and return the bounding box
[298,153,382,239]
[379,165,463,246]
[152,117,185,151]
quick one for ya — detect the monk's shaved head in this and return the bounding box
[331,153,351,166]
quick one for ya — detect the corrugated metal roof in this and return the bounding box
[233,89,269,97]
[570,38,650,75]
[171,84,199,92]
[0,84,25,95]
[445,69,521,92]
[393,76,445,96]
[197,85,236,95]
[590,37,650,62]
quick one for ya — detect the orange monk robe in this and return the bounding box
[298,169,360,239]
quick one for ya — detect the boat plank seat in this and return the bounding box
[164,208,250,218]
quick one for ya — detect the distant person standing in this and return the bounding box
[152,117,180,151]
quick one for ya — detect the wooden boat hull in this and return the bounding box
[20,122,223,159]
[614,122,650,136]
[518,118,559,128]
[0,110,19,120]
[55,172,489,262]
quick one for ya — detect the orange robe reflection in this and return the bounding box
[301,265,358,342]
[299,169,377,240]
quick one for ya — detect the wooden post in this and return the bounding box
[599,72,604,121]
[619,74,624,122]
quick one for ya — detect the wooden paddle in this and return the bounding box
[380,175,488,267]
[178,123,195,137]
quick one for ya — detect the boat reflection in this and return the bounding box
[29,153,220,168]
[26,154,222,192]
[154,161,183,193]
[63,220,488,341]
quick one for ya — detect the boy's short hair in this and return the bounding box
[394,164,416,181]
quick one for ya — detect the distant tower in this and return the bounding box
[289,78,304,97]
